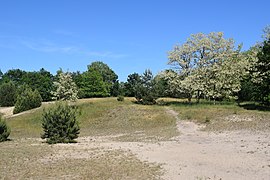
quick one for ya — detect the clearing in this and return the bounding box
[0,98,269,180]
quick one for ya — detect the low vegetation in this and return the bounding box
[0,81,16,107]
[41,102,80,144]
[160,98,270,132]
[0,116,10,142]
[0,139,162,179]
[13,86,42,114]
[1,97,269,179]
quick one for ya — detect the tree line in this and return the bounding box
[0,26,269,109]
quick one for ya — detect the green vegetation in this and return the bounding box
[0,81,16,107]
[117,95,124,101]
[134,69,159,105]
[13,86,42,114]
[0,116,10,142]
[41,102,80,144]
[252,37,270,104]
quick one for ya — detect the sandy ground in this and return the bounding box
[48,108,270,180]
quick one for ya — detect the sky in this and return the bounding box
[0,0,269,81]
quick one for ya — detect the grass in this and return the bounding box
[0,139,162,179]
[159,98,270,132]
[78,98,178,141]
[1,97,270,179]
[5,97,178,141]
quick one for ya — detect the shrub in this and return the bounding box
[0,117,10,142]
[41,102,80,144]
[117,95,124,101]
[13,87,42,114]
[0,81,17,107]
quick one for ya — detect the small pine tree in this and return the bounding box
[13,86,42,114]
[134,70,158,105]
[52,72,78,101]
[41,102,80,144]
[0,116,10,142]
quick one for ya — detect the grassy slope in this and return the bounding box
[6,97,178,141]
[159,98,270,132]
[2,98,172,179]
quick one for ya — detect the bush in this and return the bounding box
[117,95,124,101]
[13,87,42,114]
[0,117,10,142]
[41,102,80,144]
[0,81,17,107]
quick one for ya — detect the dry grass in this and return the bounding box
[5,98,178,141]
[0,138,162,179]
[78,98,178,141]
[160,98,270,132]
[1,97,270,179]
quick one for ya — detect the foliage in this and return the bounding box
[78,71,109,98]
[0,116,10,142]
[124,73,142,97]
[21,68,54,101]
[87,61,118,96]
[251,38,270,104]
[52,71,78,101]
[41,102,80,144]
[13,86,42,114]
[167,32,245,103]
[110,80,120,97]
[0,69,26,85]
[0,81,17,107]
[0,70,3,81]
[117,95,124,101]
[134,70,159,105]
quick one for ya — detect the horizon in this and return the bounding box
[0,0,269,81]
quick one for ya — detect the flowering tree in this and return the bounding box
[52,71,78,101]
[167,32,247,103]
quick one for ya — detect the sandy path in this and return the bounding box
[52,108,270,180]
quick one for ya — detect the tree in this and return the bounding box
[41,102,80,144]
[13,86,42,114]
[87,61,118,96]
[21,68,54,101]
[167,32,243,103]
[52,71,78,101]
[0,81,17,107]
[78,71,109,98]
[252,38,270,104]
[0,70,3,82]
[134,70,158,105]
[124,73,142,97]
[1,69,26,85]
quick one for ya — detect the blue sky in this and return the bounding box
[0,0,269,81]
